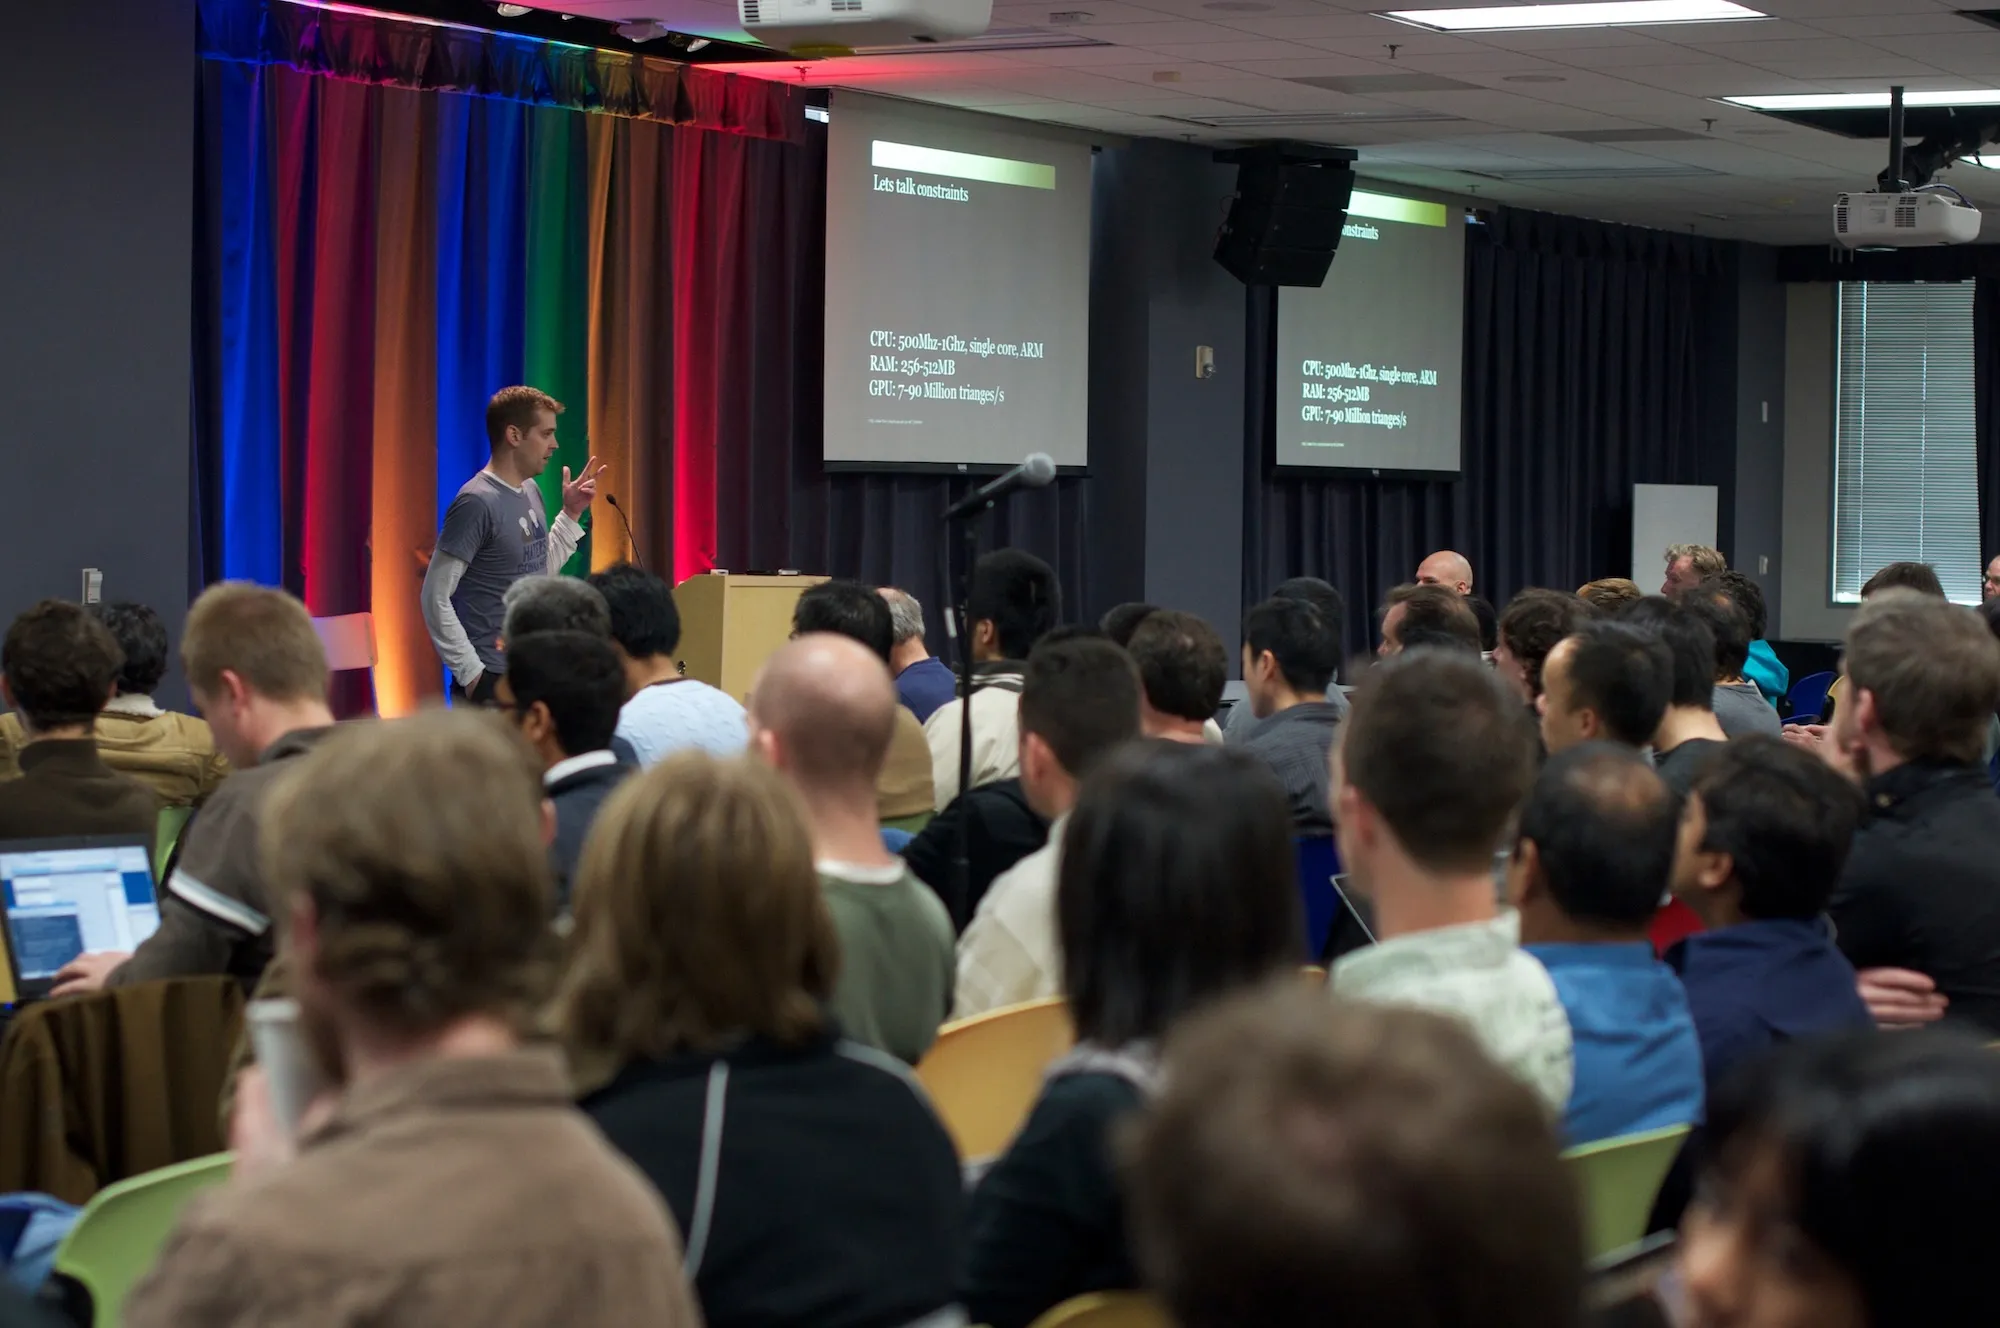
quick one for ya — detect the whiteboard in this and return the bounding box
[1631,484,1718,589]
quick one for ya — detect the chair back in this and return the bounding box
[914,996,1075,1161]
[1565,1124,1692,1258]
[153,805,193,880]
[1784,670,1836,723]
[1027,1293,1171,1328]
[1294,836,1342,960]
[52,1153,231,1328]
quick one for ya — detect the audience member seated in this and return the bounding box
[588,563,746,766]
[53,584,334,996]
[902,777,1049,932]
[1377,583,1482,657]
[0,601,158,840]
[1467,594,1500,656]
[955,635,1140,1018]
[1683,586,1781,739]
[1819,590,2000,1034]
[498,574,610,649]
[1577,577,1643,615]
[124,712,702,1328]
[881,587,957,724]
[1538,621,1673,758]
[1510,743,1704,1144]
[1126,988,1585,1328]
[1677,1032,2000,1328]
[1495,588,1594,711]
[1705,569,1788,704]
[1415,549,1474,596]
[962,741,1300,1328]
[1660,542,1726,596]
[494,630,631,912]
[0,601,229,806]
[1329,650,1572,1113]
[751,635,954,1063]
[1623,596,1730,795]
[1235,597,1344,835]
[1862,559,1946,599]
[1666,736,1871,1089]
[1125,610,1226,744]
[1097,602,1160,647]
[794,580,935,828]
[926,550,1061,807]
[1224,577,1346,739]
[560,753,964,1328]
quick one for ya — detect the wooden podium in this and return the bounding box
[674,572,828,704]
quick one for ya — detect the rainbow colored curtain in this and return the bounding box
[192,0,805,716]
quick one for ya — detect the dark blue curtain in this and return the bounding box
[1245,207,1739,654]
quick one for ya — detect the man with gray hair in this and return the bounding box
[500,575,610,651]
[879,586,957,724]
[1662,544,1727,596]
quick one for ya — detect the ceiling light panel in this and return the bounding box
[1721,90,2000,111]
[1378,0,1767,33]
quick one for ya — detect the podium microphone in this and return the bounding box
[942,453,1056,522]
[605,494,644,571]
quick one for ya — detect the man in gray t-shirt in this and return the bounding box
[421,386,604,700]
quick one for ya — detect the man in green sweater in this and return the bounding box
[749,633,956,1064]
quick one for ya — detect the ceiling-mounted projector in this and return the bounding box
[738,0,991,54]
[1834,191,1982,247]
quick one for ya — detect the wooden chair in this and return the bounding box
[914,997,1074,1161]
[1565,1124,1692,1259]
[1027,1293,1171,1328]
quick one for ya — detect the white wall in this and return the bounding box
[1779,283,1853,644]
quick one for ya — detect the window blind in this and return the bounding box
[1833,281,1981,605]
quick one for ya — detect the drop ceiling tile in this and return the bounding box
[1468,26,1679,50]
[1221,53,1408,76]
[1048,17,1246,41]
[984,44,1185,66]
[1804,12,1988,37]
[1140,38,1329,59]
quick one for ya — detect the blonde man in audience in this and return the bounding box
[125,712,701,1328]
[1662,543,1726,596]
[1577,577,1643,614]
[53,583,335,996]
[750,634,954,1063]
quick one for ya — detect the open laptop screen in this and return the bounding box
[0,838,160,985]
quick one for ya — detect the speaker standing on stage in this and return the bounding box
[422,386,605,702]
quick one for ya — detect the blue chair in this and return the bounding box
[1784,670,1837,724]
[1295,837,1342,960]
[882,827,915,854]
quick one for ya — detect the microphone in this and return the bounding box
[942,453,1057,522]
[604,494,644,571]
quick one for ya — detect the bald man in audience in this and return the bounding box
[1415,551,1474,597]
[749,635,955,1064]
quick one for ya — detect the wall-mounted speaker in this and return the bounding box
[1214,147,1357,288]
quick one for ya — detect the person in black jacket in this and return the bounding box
[960,742,1302,1328]
[557,752,964,1328]
[495,630,632,911]
[1809,590,2000,1033]
[903,778,1048,929]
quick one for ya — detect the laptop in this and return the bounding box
[0,835,162,1002]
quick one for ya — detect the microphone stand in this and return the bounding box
[943,495,992,928]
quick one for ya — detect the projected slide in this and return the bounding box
[1276,189,1465,473]
[824,91,1091,469]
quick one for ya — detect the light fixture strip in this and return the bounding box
[1721,90,2000,111]
[1377,0,1767,32]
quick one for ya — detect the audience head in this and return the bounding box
[1510,743,1679,942]
[484,385,563,478]
[500,575,610,648]
[1334,651,1538,908]
[1377,583,1482,658]
[879,587,928,656]
[1663,543,1726,596]
[1415,550,1474,596]
[1059,742,1301,1048]
[1835,589,2000,774]
[1467,595,1499,654]
[555,752,837,1065]
[1270,577,1346,661]
[1127,987,1584,1328]
[587,563,681,666]
[748,634,898,801]
[1577,577,1643,615]
[1125,610,1227,740]
[2,601,122,738]
[1984,555,2000,604]
[967,549,1060,661]
[792,579,894,665]
[1684,585,1754,681]
[1622,595,1720,711]
[180,583,331,767]
[1242,597,1340,717]
[262,710,553,1082]
[495,630,625,768]
[1672,735,1861,929]
[1682,1031,2000,1328]
[1708,569,1770,643]
[1538,622,1672,755]
[1099,602,1161,649]
[1017,634,1142,819]
[1495,589,1593,703]
[92,601,169,698]
[1860,560,1945,600]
